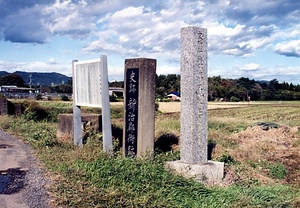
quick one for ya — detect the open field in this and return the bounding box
[0,100,299,207]
[158,101,249,112]
[112,101,299,113]
[112,101,246,112]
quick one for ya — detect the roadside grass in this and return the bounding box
[0,101,299,207]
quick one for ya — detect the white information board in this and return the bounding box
[72,55,113,152]
[73,59,102,107]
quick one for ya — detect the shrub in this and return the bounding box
[35,94,43,100]
[61,95,70,101]
[269,163,288,179]
[230,96,240,102]
[22,101,50,121]
[217,152,236,165]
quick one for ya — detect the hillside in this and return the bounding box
[0,71,71,86]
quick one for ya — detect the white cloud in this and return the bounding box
[44,1,96,38]
[0,0,299,84]
[241,63,260,71]
[3,5,50,43]
[274,40,300,57]
[157,65,180,75]
[0,60,70,75]
[47,58,57,65]
[207,23,245,37]
[83,5,185,61]
[249,66,300,83]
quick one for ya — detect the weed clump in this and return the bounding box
[22,101,50,121]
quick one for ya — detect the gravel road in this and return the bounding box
[0,130,52,208]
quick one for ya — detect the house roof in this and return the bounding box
[167,92,180,97]
[0,85,34,91]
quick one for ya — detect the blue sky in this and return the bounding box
[0,0,299,84]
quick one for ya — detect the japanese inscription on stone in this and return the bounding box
[124,68,139,157]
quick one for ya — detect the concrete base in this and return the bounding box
[165,160,224,185]
[57,113,102,141]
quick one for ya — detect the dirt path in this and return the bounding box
[0,130,51,208]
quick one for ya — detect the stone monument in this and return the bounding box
[165,27,224,184]
[123,58,156,158]
[72,55,112,152]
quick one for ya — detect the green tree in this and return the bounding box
[0,73,26,87]
[109,81,124,88]
[156,74,180,99]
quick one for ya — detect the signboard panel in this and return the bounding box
[74,60,102,107]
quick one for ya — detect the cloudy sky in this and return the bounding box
[0,0,299,84]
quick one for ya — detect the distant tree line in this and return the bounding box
[39,80,72,94]
[155,74,180,99]
[110,74,300,101]
[0,73,72,93]
[1,73,300,101]
[0,74,26,87]
[208,76,300,101]
[153,74,300,101]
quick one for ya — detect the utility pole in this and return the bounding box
[28,74,32,88]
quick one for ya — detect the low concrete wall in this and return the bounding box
[0,98,24,116]
[0,98,8,115]
[57,113,102,141]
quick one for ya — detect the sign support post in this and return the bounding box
[100,55,113,152]
[72,60,82,146]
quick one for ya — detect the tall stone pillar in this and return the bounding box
[180,26,208,163]
[165,27,224,185]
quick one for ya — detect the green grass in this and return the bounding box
[0,101,299,207]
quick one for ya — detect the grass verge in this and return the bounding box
[0,101,299,207]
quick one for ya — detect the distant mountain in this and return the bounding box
[0,71,9,77]
[0,71,72,86]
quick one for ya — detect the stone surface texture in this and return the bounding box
[0,98,23,116]
[165,160,224,185]
[180,26,208,163]
[123,58,156,158]
[0,98,8,115]
[57,113,102,141]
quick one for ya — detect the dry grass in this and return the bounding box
[158,101,259,113]
[213,125,300,187]
[155,101,300,188]
[110,101,252,113]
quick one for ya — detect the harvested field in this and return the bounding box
[111,101,253,113]
[159,101,259,112]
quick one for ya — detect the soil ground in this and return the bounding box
[215,125,300,187]
[0,130,51,208]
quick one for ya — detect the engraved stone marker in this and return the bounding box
[72,55,112,152]
[123,58,156,158]
[165,27,224,184]
[180,26,208,163]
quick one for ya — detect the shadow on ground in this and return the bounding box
[0,168,27,195]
